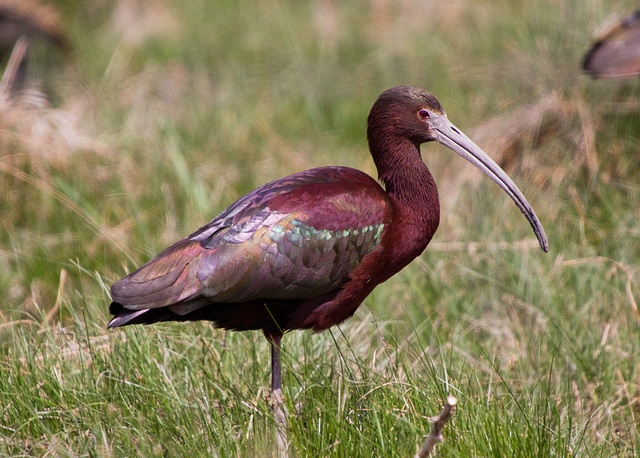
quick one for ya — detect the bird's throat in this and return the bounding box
[372,138,441,266]
[376,139,440,230]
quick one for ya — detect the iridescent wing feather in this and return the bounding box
[110,167,391,318]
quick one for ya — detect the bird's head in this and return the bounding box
[367,85,447,145]
[367,85,549,252]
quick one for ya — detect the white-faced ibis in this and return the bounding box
[108,86,548,393]
[583,9,640,79]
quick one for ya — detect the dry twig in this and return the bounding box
[415,395,458,457]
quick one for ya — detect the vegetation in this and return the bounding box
[1,0,639,455]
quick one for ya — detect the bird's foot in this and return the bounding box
[270,388,289,457]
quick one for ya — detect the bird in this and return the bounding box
[0,0,69,55]
[108,85,549,393]
[0,0,70,103]
[583,8,640,79]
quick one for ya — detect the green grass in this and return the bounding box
[1,0,640,455]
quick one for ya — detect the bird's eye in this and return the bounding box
[418,109,430,119]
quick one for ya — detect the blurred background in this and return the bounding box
[1,0,639,455]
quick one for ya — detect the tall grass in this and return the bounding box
[1,0,639,455]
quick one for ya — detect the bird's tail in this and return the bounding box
[108,303,167,328]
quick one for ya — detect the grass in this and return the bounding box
[1,0,640,455]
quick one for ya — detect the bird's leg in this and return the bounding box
[265,331,288,456]
[269,332,283,391]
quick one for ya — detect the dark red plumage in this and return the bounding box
[109,166,394,334]
[108,85,548,391]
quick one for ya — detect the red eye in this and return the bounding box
[418,109,430,119]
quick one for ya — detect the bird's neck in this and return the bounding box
[371,136,441,264]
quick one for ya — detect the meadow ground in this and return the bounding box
[1,0,639,455]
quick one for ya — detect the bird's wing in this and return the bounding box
[583,9,640,79]
[110,167,392,312]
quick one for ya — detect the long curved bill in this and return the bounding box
[431,113,549,252]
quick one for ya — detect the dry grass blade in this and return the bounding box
[43,269,66,326]
[562,256,640,323]
[472,94,567,173]
[0,160,134,262]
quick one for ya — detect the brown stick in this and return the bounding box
[415,395,458,457]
